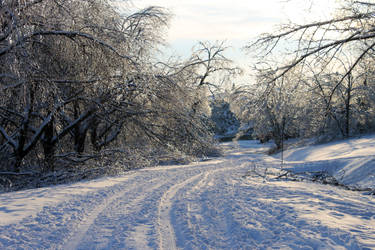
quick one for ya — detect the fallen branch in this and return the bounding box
[0,171,35,176]
[245,166,375,195]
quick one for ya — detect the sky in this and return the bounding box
[115,0,338,81]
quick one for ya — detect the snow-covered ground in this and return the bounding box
[0,139,374,249]
[277,134,375,190]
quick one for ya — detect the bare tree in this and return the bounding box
[245,0,375,140]
[0,0,170,172]
[248,0,375,93]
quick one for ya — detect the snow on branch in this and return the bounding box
[22,113,53,155]
[52,106,97,144]
[0,30,136,65]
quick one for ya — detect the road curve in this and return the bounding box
[0,141,374,249]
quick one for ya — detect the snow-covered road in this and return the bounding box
[0,141,374,249]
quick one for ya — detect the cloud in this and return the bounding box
[118,0,338,68]
[128,0,290,41]
[129,0,338,39]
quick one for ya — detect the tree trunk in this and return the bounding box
[90,117,101,152]
[12,106,32,172]
[73,101,87,154]
[345,74,352,138]
[74,128,88,154]
[13,154,22,173]
[42,118,56,172]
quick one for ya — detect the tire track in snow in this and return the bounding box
[180,163,247,248]
[157,172,204,250]
[62,174,142,250]
[189,162,246,193]
[86,175,169,249]
[63,193,127,250]
[158,162,247,249]
[63,166,204,249]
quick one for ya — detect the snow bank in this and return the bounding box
[276,135,375,189]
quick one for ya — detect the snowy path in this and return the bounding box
[0,141,374,249]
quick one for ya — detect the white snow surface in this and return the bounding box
[0,139,374,249]
[277,135,375,189]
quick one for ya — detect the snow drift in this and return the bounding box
[276,135,375,190]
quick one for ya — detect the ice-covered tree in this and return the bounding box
[210,99,240,137]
